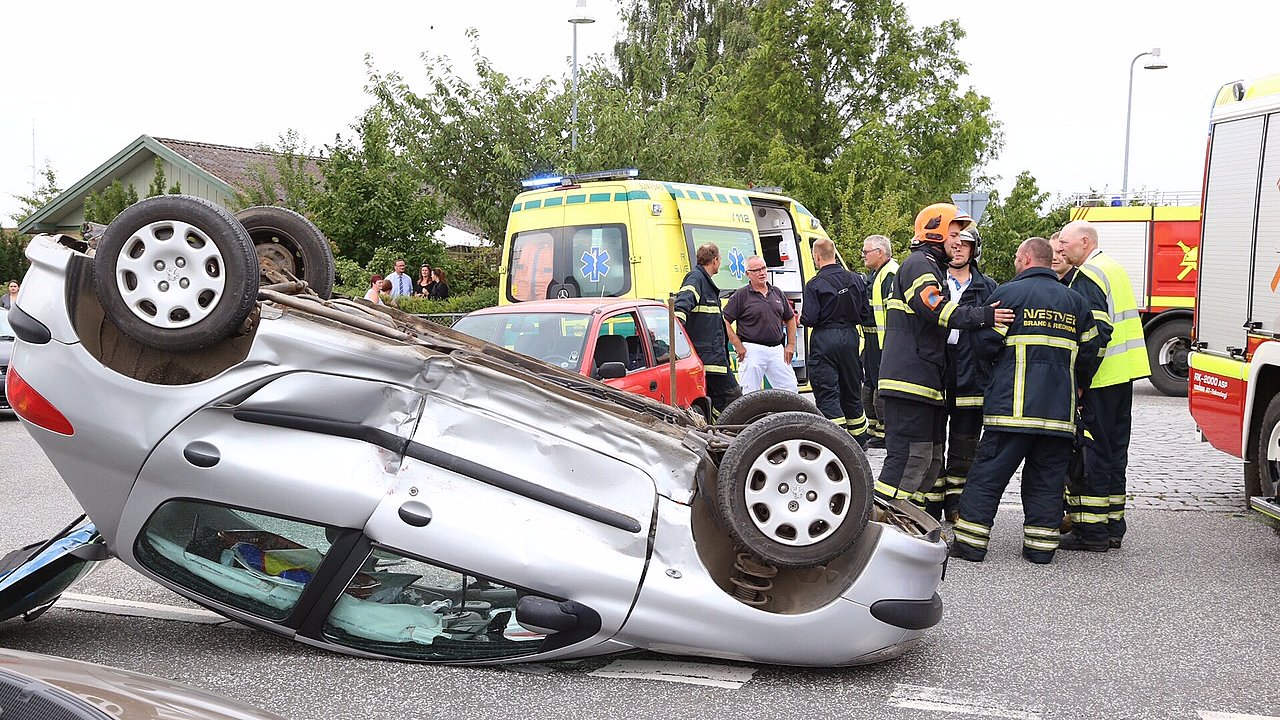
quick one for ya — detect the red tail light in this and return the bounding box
[6,368,74,436]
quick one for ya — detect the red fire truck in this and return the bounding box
[1187,72,1280,520]
[1068,197,1200,397]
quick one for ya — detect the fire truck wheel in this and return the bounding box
[1252,394,1280,501]
[1146,319,1191,397]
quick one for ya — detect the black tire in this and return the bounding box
[1146,318,1191,397]
[716,388,821,426]
[1251,394,1280,501]
[235,206,335,299]
[95,195,258,352]
[716,411,872,567]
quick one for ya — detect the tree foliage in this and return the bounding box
[230,130,319,213]
[310,107,445,267]
[9,163,62,226]
[977,171,1070,282]
[146,157,181,197]
[83,180,139,225]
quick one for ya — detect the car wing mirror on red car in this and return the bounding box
[596,361,627,380]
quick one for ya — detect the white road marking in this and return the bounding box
[888,684,1043,719]
[1198,712,1280,720]
[59,592,247,628]
[588,659,755,689]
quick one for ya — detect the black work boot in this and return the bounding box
[1022,548,1054,565]
[1058,533,1109,553]
[948,542,986,563]
[1109,537,1122,549]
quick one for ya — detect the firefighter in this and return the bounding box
[860,234,897,448]
[1056,219,1147,551]
[674,243,742,417]
[875,204,1013,506]
[801,237,870,445]
[949,237,1102,564]
[923,228,998,523]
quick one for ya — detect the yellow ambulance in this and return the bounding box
[501,169,844,382]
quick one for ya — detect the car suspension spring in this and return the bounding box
[730,552,778,607]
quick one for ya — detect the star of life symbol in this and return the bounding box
[727,246,747,279]
[580,247,610,283]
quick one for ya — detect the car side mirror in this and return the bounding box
[597,361,627,380]
[70,543,110,561]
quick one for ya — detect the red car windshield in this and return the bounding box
[453,312,592,372]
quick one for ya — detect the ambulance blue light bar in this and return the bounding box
[519,168,639,190]
[521,175,566,190]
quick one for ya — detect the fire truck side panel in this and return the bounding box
[1195,115,1266,356]
[1252,117,1280,334]
[1095,220,1149,311]
[1189,351,1249,457]
[1149,219,1199,311]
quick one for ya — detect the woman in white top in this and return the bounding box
[363,275,386,305]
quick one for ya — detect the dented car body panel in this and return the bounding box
[2,234,948,666]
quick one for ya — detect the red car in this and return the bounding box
[454,298,709,418]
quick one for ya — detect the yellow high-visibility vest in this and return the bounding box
[869,259,899,352]
[1077,251,1151,387]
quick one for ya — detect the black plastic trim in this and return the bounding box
[291,530,371,635]
[870,593,943,630]
[233,409,643,534]
[7,305,50,345]
[529,598,603,652]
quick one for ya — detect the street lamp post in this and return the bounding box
[1122,47,1168,199]
[569,0,595,153]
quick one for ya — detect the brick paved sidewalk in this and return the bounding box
[861,381,1246,513]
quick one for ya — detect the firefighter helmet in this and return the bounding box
[914,203,973,244]
[957,227,982,263]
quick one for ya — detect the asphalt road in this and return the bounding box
[1,383,1278,720]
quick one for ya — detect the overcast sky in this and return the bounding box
[2,0,1276,225]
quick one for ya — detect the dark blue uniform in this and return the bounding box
[801,263,870,443]
[951,266,1102,564]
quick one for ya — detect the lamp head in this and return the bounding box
[1144,47,1167,70]
[569,0,595,24]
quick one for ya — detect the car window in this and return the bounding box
[134,500,335,621]
[508,229,556,302]
[321,547,544,662]
[638,306,691,362]
[454,312,590,372]
[0,311,12,338]
[684,225,754,292]
[570,225,628,298]
[597,312,648,372]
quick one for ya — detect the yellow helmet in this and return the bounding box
[914,203,973,244]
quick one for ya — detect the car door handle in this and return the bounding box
[398,501,433,527]
[649,381,658,390]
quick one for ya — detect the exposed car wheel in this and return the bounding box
[716,411,872,568]
[1146,319,1191,397]
[716,388,820,426]
[94,195,258,352]
[1251,394,1280,501]
[235,206,335,299]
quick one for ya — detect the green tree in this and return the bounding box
[978,171,1069,282]
[146,157,181,197]
[230,129,319,213]
[9,162,61,225]
[311,107,445,267]
[83,180,139,224]
[613,0,753,101]
[369,40,566,241]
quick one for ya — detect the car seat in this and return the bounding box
[594,334,630,375]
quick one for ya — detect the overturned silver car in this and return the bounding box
[2,195,946,666]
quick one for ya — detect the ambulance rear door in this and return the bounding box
[663,182,757,294]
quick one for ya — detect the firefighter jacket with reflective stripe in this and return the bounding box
[674,265,731,374]
[862,259,898,385]
[801,263,868,329]
[974,267,1102,437]
[1070,249,1149,387]
[946,263,998,407]
[878,244,996,406]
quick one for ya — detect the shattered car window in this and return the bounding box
[134,501,334,621]
[322,548,543,662]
